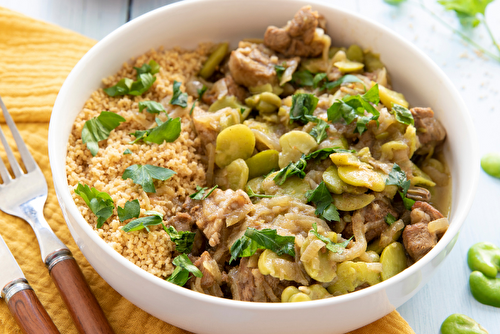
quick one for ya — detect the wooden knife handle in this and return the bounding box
[48,252,114,334]
[4,279,60,334]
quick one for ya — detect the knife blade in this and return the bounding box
[0,234,59,334]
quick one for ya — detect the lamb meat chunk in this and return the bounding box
[403,222,437,261]
[201,76,247,105]
[189,251,224,298]
[410,201,444,225]
[410,107,446,155]
[195,189,252,247]
[228,42,277,88]
[264,6,327,58]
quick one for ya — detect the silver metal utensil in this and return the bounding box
[0,234,60,334]
[0,96,114,334]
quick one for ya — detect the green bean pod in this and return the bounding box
[440,313,489,334]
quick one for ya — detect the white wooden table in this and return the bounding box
[1,0,499,332]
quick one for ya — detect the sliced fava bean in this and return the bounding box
[333,193,375,211]
[330,152,364,167]
[378,84,409,110]
[245,150,280,179]
[467,242,500,278]
[199,42,228,79]
[364,51,385,72]
[278,131,318,168]
[281,285,330,303]
[246,176,265,194]
[469,271,500,308]
[327,261,381,295]
[208,95,251,120]
[334,59,364,73]
[380,242,407,281]
[300,234,337,282]
[214,158,249,191]
[215,124,255,168]
[346,45,364,63]
[258,249,308,285]
[262,172,311,202]
[337,165,386,192]
[440,313,489,334]
[322,165,367,195]
[481,152,500,178]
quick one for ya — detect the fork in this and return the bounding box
[0,96,114,334]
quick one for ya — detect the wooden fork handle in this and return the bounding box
[4,279,60,334]
[48,252,114,334]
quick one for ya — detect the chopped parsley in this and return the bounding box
[386,163,416,210]
[197,85,207,100]
[310,223,352,254]
[81,111,126,156]
[129,117,181,144]
[170,80,188,108]
[385,213,397,225]
[163,225,196,253]
[138,101,165,114]
[166,254,203,286]
[104,60,160,97]
[74,183,114,228]
[309,119,329,144]
[274,63,286,81]
[122,164,176,193]
[289,93,319,125]
[312,73,328,89]
[306,182,340,222]
[292,70,314,86]
[123,148,132,155]
[229,228,296,264]
[305,147,356,161]
[189,185,218,200]
[327,83,381,135]
[121,213,163,233]
[273,155,307,185]
[246,186,275,199]
[324,74,365,91]
[392,103,414,126]
[117,199,140,222]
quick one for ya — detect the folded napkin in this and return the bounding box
[0,7,415,334]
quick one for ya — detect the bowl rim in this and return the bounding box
[49,0,479,311]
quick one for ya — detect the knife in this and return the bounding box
[0,234,60,334]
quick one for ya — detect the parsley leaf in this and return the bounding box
[167,254,203,286]
[246,186,275,199]
[122,214,163,232]
[189,185,218,200]
[385,213,397,225]
[275,63,286,82]
[138,101,165,114]
[386,163,411,196]
[123,148,132,155]
[81,111,126,156]
[327,84,380,135]
[170,80,188,108]
[122,164,176,193]
[438,0,493,27]
[309,119,329,144]
[313,73,328,88]
[310,223,352,254]
[392,104,414,126]
[229,228,296,264]
[117,199,140,222]
[292,70,314,86]
[290,93,319,124]
[401,191,416,211]
[74,183,114,228]
[273,155,307,185]
[197,85,207,100]
[163,225,196,253]
[324,74,365,91]
[305,147,356,161]
[384,0,407,4]
[104,60,159,97]
[306,182,340,221]
[130,117,181,145]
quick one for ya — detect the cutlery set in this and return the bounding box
[0,96,114,333]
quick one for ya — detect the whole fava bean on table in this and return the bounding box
[480,152,500,178]
[468,271,500,308]
[440,313,489,334]
[467,242,500,278]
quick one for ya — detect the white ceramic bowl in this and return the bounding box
[49,0,479,333]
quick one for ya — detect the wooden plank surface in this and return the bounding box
[0,0,499,333]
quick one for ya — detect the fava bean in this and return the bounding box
[467,242,500,278]
[333,193,375,211]
[380,242,407,281]
[278,131,318,168]
[440,313,489,334]
[215,158,249,191]
[245,150,280,179]
[337,165,386,192]
[334,59,365,73]
[378,84,409,110]
[208,95,251,120]
[469,271,500,308]
[346,45,364,63]
[199,42,228,79]
[215,124,255,168]
[322,165,367,195]
[480,152,500,178]
[327,261,381,295]
[364,51,384,72]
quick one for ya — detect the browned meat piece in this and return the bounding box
[406,187,431,202]
[227,257,291,302]
[410,107,446,154]
[264,6,327,58]
[195,189,252,247]
[343,198,398,243]
[228,43,277,88]
[189,251,224,298]
[410,201,444,225]
[201,76,247,105]
[403,223,437,261]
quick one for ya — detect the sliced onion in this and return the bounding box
[428,218,449,234]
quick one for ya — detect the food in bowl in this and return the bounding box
[66,5,451,303]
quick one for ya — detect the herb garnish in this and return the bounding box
[130,117,181,144]
[229,228,296,264]
[123,148,132,155]
[304,147,356,161]
[275,63,286,82]
[81,111,126,156]
[309,119,329,144]
[117,199,140,222]
[385,213,397,226]
[163,225,196,253]
[189,185,218,200]
[138,101,165,114]
[121,211,163,232]
[385,163,416,210]
[292,70,314,86]
[392,104,414,126]
[273,155,307,185]
[324,74,365,91]
[306,182,340,222]
[327,84,381,135]
[246,186,275,199]
[104,60,160,97]
[122,164,176,193]
[312,73,328,89]
[310,223,352,254]
[74,183,114,228]
[167,254,203,286]
[289,93,319,125]
[170,81,188,108]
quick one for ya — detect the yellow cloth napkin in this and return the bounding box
[0,7,415,334]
